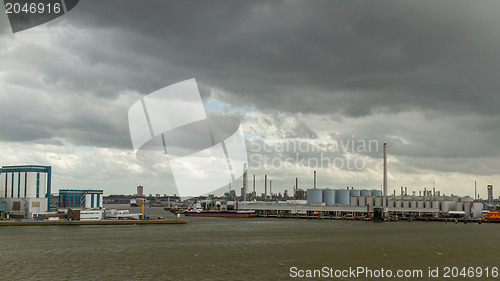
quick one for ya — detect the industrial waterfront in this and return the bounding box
[0,205,498,281]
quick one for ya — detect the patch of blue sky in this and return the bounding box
[204,100,257,115]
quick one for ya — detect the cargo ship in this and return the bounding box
[485,211,500,221]
[184,203,255,218]
[184,209,256,218]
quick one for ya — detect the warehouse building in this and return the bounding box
[0,165,52,218]
[58,189,103,209]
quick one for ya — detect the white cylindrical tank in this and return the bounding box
[387,199,394,208]
[441,201,456,213]
[307,189,323,204]
[472,203,483,218]
[432,201,440,209]
[464,203,472,217]
[411,201,417,208]
[335,189,350,206]
[455,202,464,211]
[424,201,431,208]
[350,196,359,206]
[323,189,336,206]
[374,197,383,207]
[402,201,410,208]
[367,197,374,206]
[373,190,382,197]
[395,201,402,208]
[441,201,450,213]
[417,201,424,209]
[460,196,474,203]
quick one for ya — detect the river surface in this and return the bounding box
[0,204,498,280]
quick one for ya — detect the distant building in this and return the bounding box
[137,185,144,196]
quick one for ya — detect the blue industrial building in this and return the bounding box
[59,189,104,209]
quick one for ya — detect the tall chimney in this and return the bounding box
[242,164,247,202]
[253,175,256,193]
[270,180,272,199]
[474,180,477,200]
[314,170,317,189]
[383,143,387,196]
[295,178,298,197]
[264,175,267,201]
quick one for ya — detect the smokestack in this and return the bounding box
[270,180,272,199]
[242,164,247,202]
[433,187,435,197]
[253,175,256,193]
[475,180,477,200]
[404,187,407,196]
[314,170,317,189]
[264,175,267,200]
[296,178,298,192]
[383,143,387,196]
[401,186,403,196]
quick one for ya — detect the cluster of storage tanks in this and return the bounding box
[307,188,382,206]
[307,188,474,216]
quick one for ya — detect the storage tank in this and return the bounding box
[417,201,424,209]
[374,197,383,207]
[360,190,371,197]
[455,202,464,211]
[472,203,483,218]
[350,196,359,206]
[387,199,394,208]
[358,197,366,206]
[464,203,472,217]
[350,189,361,197]
[372,190,382,197]
[424,201,431,208]
[441,201,455,213]
[367,197,374,206]
[395,200,402,208]
[335,189,350,206]
[322,189,336,206]
[411,201,417,208]
[432,201,439,209]
[307,189,323,204]
[460,196,474,203]
[402,201,410,208]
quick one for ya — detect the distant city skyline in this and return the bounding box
[1,1,499,198]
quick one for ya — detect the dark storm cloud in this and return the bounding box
[55,0,500,116]
[1,0,500,165]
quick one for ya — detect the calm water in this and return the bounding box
[0,205,498,281]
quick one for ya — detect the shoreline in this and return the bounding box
[0,219,186,226]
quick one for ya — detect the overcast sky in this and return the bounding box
[1,0,499,198]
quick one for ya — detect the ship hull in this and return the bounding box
[184,211,255,218]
